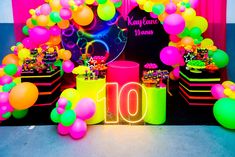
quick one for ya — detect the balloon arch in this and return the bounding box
[0,0,231,136]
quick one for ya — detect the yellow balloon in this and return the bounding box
[18,48,30,60]
[60,88,80,107]
[168,41,177,46]
[188,16,208,33]
[137,0,146,5]
[49,0,62,11]
[37,15,49,26]
[222,81,234,88]
[201,38,214,48]
[143,1,153,13]
[47,19,56,27]
[230,92,235,99]
[182,8,196,22]
[0,86,2,92]
[151,0,167,4]
[85,0,95,5]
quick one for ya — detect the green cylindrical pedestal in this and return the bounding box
[76,77,106,124]
[142,85,166,124]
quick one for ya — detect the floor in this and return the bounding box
[0,125,235,157]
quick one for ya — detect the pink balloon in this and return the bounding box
[74,0,85,6]
[163,14,185,35]
[230,85,235,91]
[211,84,226,99]
[172,67,180,80]
[22,37,37,49]
[160,46,181,66]
[60,8,72,20]
[70,118,87,140]
[150,12,158,19]
[62,60,74,73]
[50,25,61,36]
[60,0,70,8]
[29,26,50,45]
[58,97,68,107]
[180,6,186,12]
[40,4,51,15]
[190,0,199,9]
[0,92,9,105]
[74,98,96,120]
[14,66,22,77]
[0,76,13,85]
[165,2,177,14]
[57,123,70,135]
[170,35,181,43]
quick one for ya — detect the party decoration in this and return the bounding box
[213,98,235,129]
[211,84,226,99]
[97,2,116,21]
[9,82,39,110]
[62,60,75,73]
[160,46,182,66]
[12,109,28,119]
[29,26,50,45]
[70,118,87,139]
[72,5,94,26]
[3,64,18,76]
[74,98,96,120]
[211,49,229,68]
[163,14,185,35]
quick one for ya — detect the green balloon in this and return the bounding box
[178,28,189,38]
[208,50,214,57]
[212,49,229,68]
[2,112,11,119]
[4,64,18,76]
[194,39,201,45]
[213,98,235,129]
[50,12,62,23]
[97,3,116,21]
[54,60,64,77]
[152,4,165,15]
[31,19,38,26]
[22,25,29,36]
[114,0,122,8]
[97,0,107,4]
[50,108,61,123]
[190,27,202,39]
[185,3,191,8]
[2,84,12,92]
[61,110,76,126]
[65,101,72,110]
[12,109,28,119]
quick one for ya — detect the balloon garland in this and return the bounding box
[0,0,232,138]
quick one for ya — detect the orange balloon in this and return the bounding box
[62,50,72,60]
[48,35,62,46]
[0,68,5,77]
[9,82,39,110]
[37,15,49,26]
[158,12,168,22]
[72,5,94,26]
[2,54,19,66]
[57,20,70,29]
[26,18,34,28]
[181,37,194,46]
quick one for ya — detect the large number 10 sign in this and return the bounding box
[97,82,148,124]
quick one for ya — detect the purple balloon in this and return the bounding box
[165,2,177,14]
[62,60,74,73]
[211,84,226,99]
[69,118,87,140]
[29,26,50,45]
[74,98,96,120]
[40,4,51,15]
[160,46,181,66]
[190,0,199,9]
[163,14,185,35]
[57,123,70,135]
[0,76,13,85]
